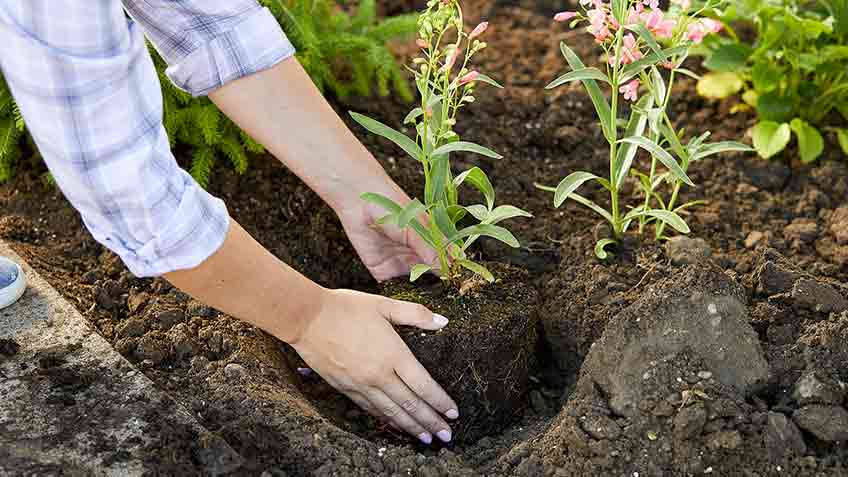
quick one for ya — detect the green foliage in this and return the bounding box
[0,0,416,186]
[262,0,417,102]
[696,0,848,162]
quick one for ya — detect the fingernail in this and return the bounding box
[433,314,449,327]
[445,408,459,420]
[418,432,432,445]
[436,429,452,443]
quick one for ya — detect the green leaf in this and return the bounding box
[349,112,423,161]
[410,264,433,282]
[614,95,653,187]
[595,239,617,259]
[625,209,691,233]
[696,72,744,99]
[433,203,459,239]
[456,259,495,283]
[447,205,467,223]
[837,128,848,156]
[360,192,403,214]
[620,46,689,82]
[431,141,502,159]
[692,141,753,161]
[560,42,614,142]
[487,205,533,224]
[475,73,504,89]
[790,119,824,164]
[397,199,427,229]
[757,91,795,123]
[658,122,689,166]
[546,67,612,89]
[627,23,663,59]
[650,66,666,106]
[751,62,780,93]
[751,121,791,159]
[404,107,424,124]
[619,136,694,186]
[454,167,496,210]
[702,43,752,72]
[554,171,601,208]
[465,204,489,221]
[446,224,519,248]
[569,192,615,224]
[675,68,701,80]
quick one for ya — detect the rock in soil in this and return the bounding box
[665,237,712,266]
[792,405,848,442]
[755,249,803,296]
[673,404,707,440]
[383,263,537,444]
[764,412,807,457]
[830,206,848,245]
[579,262,769,417]
[791,370,847,406]
[791,278,848,314]
[783,218,818,244]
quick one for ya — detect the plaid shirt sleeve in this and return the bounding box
[0,1,295,277]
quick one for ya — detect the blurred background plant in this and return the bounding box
[695,0,848,162]
[0,0,417,188]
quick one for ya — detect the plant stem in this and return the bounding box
[609,28,625,239]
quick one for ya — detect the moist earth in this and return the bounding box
[3,0,848,475]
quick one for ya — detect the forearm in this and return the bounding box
[164,219,324,344]
[209,57,396,211]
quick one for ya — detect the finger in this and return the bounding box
[379,299,449,331]
[346,391,382,419]
[395,354,459,420]
[405,226,439,268]
[366,389,434,445]
[383,374,453,442]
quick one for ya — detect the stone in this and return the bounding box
[830,207,848,245]
[579,414,622,441]
[127,292,150,315]
[580,264,769,417]
[224,363,248,380]
[135,336,168,365]
[156,309,185,329]
[745,231,766,249]
[674,404,707,440]
[744,159,790,191]
[755,249,802,296]
[791,278,848,314]
[765,412,807,456]
[793,405,848,442]
[706,430,742,450]
[116,318,147,338]
[168,323,198,361]
[792,371,846,406]
[783,219,818,244]
[665,237,712,266]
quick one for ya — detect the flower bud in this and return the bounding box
[446,118,457,126]
[458,70,480,86]
[416,38,429,49]
[554,11,578,22]
[413,57,427,64]
[469,21,489,39]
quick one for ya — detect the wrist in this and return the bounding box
[277,282,330,345]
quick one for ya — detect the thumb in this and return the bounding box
[379,298,450,331]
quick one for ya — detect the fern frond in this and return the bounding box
[369,14,419,43]
[240,130,266,154]
[12,103,25,131]
[351,0,377,32]
[190,146,216,189]
[219,136,249,174]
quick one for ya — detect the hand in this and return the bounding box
[335,180,438,282]
[290,288,458,444]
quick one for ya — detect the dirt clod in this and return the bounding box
[830,206,848,245]
[665,237,712,266]
[792,405,848,442]
[0,338,20,356]
[765,412,807,457]
[792,371,846,406]
[791,278,848,314]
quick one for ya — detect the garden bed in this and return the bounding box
[2,1,848,475]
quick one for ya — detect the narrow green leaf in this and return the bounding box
[751,121,791,159]
[350,112,423,161]
[837,128,848,156]
[627,23,663,59]
[650,66,666,106]
[487,205,533,224]
[465,204,489,221]
[475,73,504,89]
[454,167,495,210]
[361,192,403,214]
[691,141,753,161]
[619,137,694,186]
[554,171,601,208]
[447,224,519,248]
[615,95,654,186]
[624,209,690,233]
[560,42,614,142]
[446,205,467,223]
[433,203,459,239]
[404,108,423,125]
[790,119,825,164]
[410,264,433,282]
[397,199,427,229]
[431,141,502,159]
[675,68,701,80]
[595,239,617,259]
[456,259,495,283]
[546,67,612,89]
[569,193,615,224]
[621,46,688,82]
[658,122,689,165]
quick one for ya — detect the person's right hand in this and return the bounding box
[289,288,458,444]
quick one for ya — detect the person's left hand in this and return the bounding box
[335,180,437,282]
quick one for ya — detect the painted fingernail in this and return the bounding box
[418,432,432,445]
[433,314,449,327]
[445,408,459,420]
[436,429,452,443]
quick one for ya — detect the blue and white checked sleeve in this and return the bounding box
[0,1,295,277]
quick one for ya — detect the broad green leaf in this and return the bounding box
[692,141,753,161]
[475,73,504,89]
[619,136,694,186]
[456,259,495,283]
[465,204,489,221]
[696,72,744,99]
[447,224,519,248]
[410,264,432,282]
[702,43,752,72]
[560,42,614,141]
[837,128,848,156]
[454,166,495,210]
[397,199,427,229]
[757,91,794,123]
[614,95,654,187]
[620,46,689,82]
[431,141,502,159]
[627,23,663,59]
[546,67,612,89]
[361,192,403,214]
[446,205,467,223]
[554,171,601,208]
[487,205,533,224]
[751,62,780,93]
[350,112,423,161]
[790,119,824,164]
[595,239,617,260]
[751,121,791,159]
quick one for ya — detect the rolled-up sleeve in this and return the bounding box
[122,1,296,96]
[0,1,232,277]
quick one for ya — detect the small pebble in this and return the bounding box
[698,371,713,380]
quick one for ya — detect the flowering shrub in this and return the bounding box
[350,0,531,283]
[695,0,848,163]
[539,0,752,258]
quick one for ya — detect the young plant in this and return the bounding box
[695,0,848,162]
[539,0,751,258]
[350,0,531,283]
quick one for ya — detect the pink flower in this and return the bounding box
[589,23,613,43]
[587,8,606,27]
[469,21,489,39]
[661,60,677,70]
[416,39,429,49]
[653,18,676,38]
[619,79,640,102]
[671,0,692,9]
[610,33,643,65]
[701,18,723,34]
[553,11,578,22]
[639,10,675,39]
[687,22,707,43]
[647,0,659,9]
[458,70,480,86]
[443,49,459,71]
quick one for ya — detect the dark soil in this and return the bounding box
[2,1,848,475]
[385,263,538,444]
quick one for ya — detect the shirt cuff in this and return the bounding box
[165,7,296,97]
[92,170,231,278]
